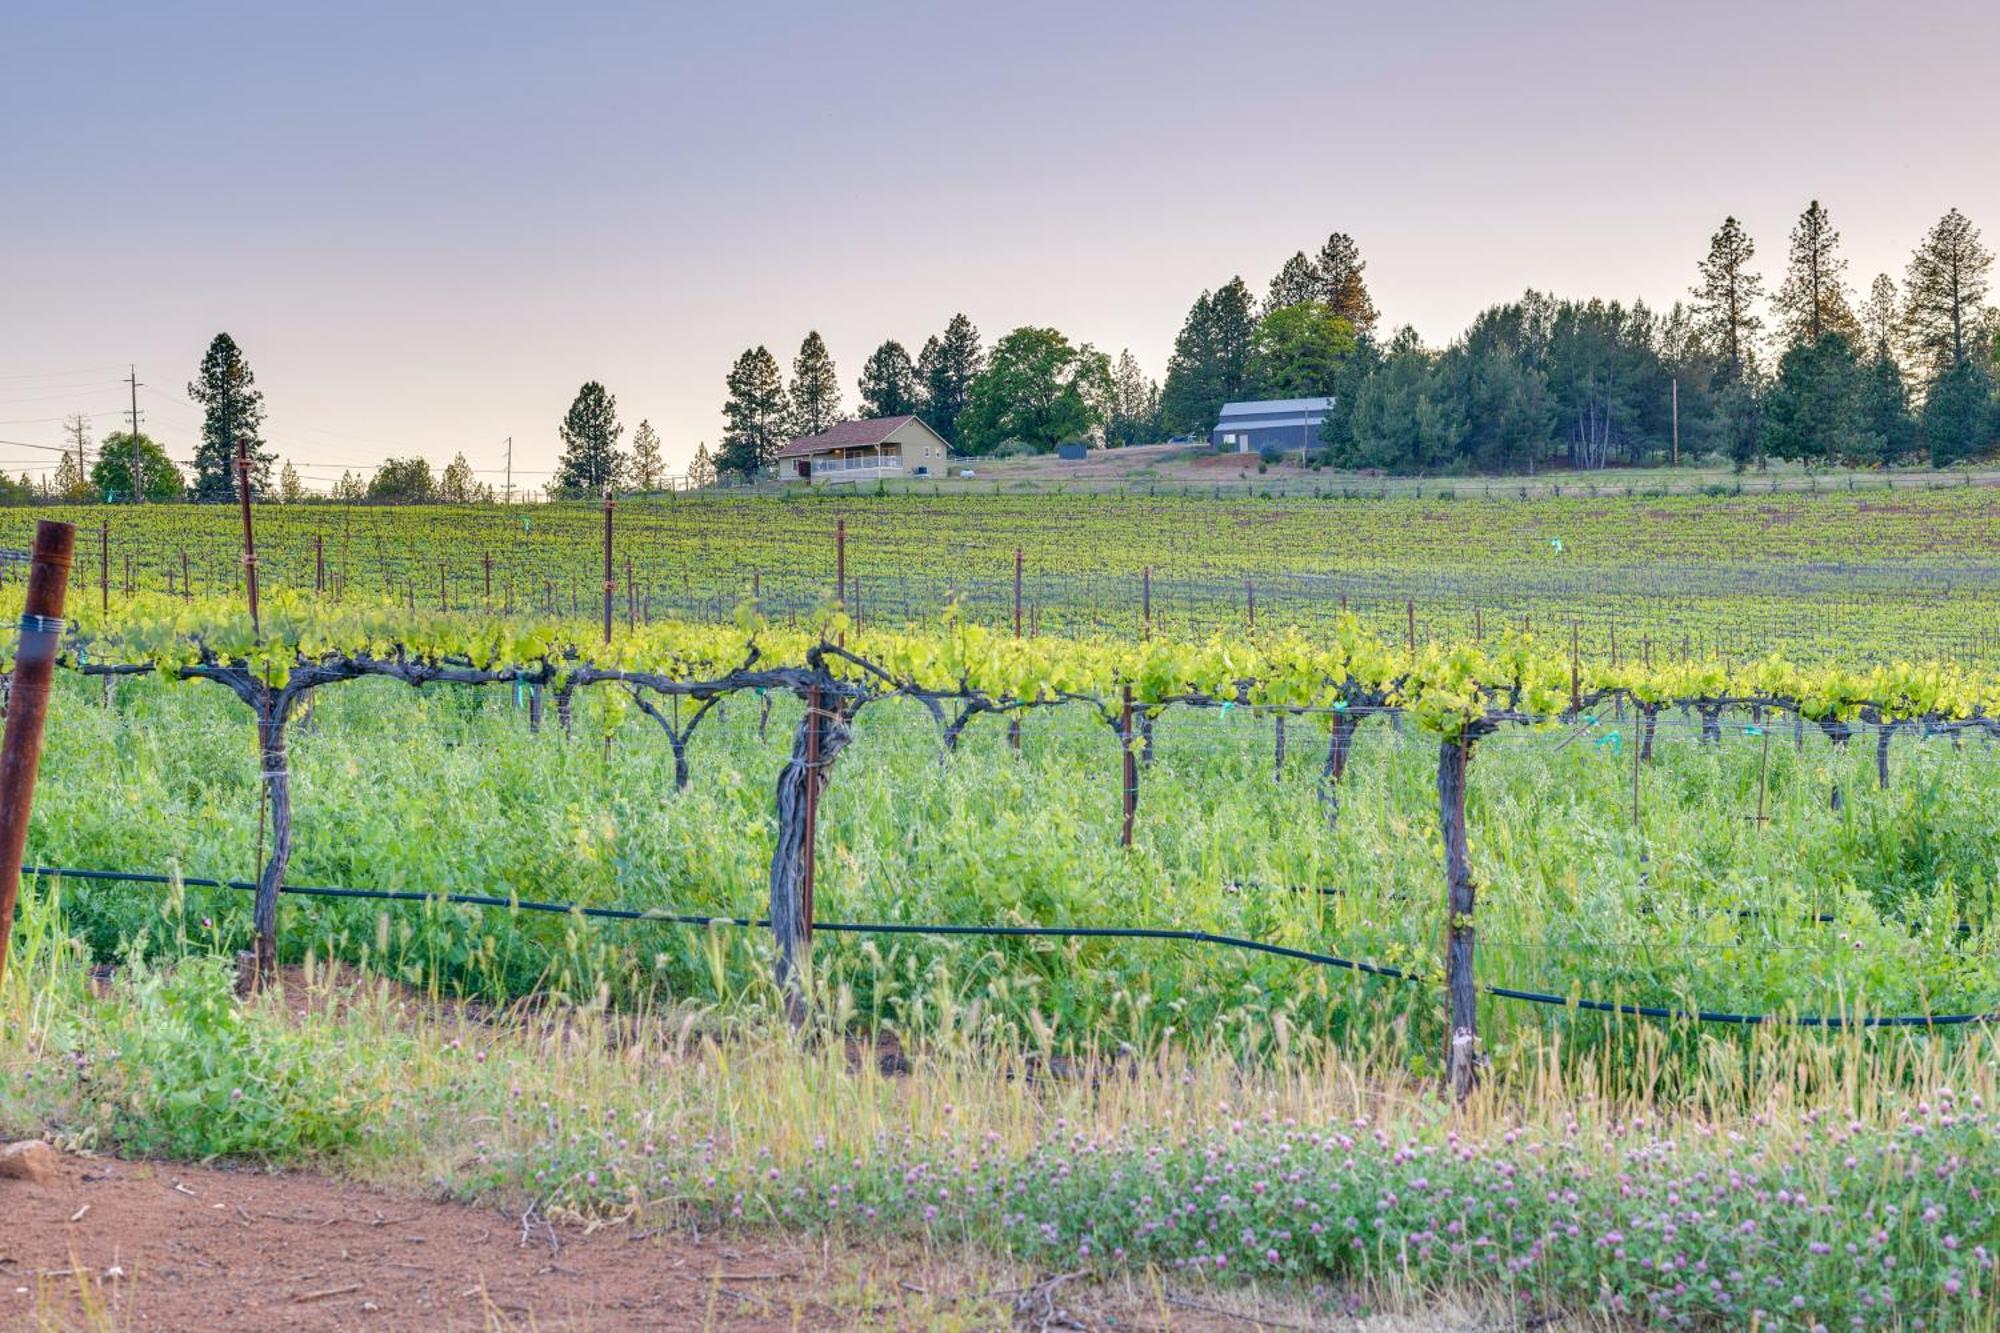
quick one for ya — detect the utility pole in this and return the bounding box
[1670,376,1679,468]
[127,365,145,503]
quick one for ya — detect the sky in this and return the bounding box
[3,0,1996,491]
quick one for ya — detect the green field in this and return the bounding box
[6,486,1999,1330]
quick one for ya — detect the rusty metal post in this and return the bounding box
[439,562,447,612]
[180,549,191,602]
[835,518,846,608]
[314,533,325,594]
[483,551,493,605]
[0,521,75,987]
[98,523,108,616]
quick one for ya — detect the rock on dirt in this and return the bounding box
[0,1139,57,1185]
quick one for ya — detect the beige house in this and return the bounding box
[775,415,949,484]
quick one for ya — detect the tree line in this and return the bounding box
[1306,205,1995,472]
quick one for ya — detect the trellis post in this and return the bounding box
[0,521,75,987]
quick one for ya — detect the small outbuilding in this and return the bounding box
[775,415,950,484]
[1056,441,1090,461]
[1210,397,1333,454]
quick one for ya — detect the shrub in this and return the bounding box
[82,957,379,1160]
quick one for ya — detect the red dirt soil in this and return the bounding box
[0,1149,1301,1331]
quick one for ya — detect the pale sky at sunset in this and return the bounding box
[3,1,1995,490]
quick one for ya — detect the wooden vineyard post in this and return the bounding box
[835,518,846,608]
[439,562,447,612]
[1009,548,1023,753]
[314,534,325,593]
[483,552,493,606]
[1119,686,1137,847]
[625,556,635,631]
[180,550,191,602]
[1142,567,1152,639]
[602,488,615,646]
[99,523,109,615]
[1406,599,1416,654]
[0,521,75,988]
[1437,734,1479,1103]
[235,435,261,637]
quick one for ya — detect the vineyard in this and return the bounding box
[4,493,1999,1330]
[10,481,2000,665]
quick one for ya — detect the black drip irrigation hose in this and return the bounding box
[21,864,1998,1030]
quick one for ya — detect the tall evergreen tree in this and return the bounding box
[1860,274,1901,362]
[1859,346,1918,464]
[1263,251,1321,313]
[687,441,718,488]
[1761,332,1877,464]
[717,346,789,478]
[1774,200,1858,346]
[553,382,625,495]
[788,331,842,437]
[627,419,665,490]
[1691,217,1765,377]
[186,332,274,501]
[1160,277,1256,435]
[916,314,983,445]
[1314,233,1378,333]
[1920,357,1996,465]
[1902,208,1993,371]
[856,340,921,418]
[1104,349,1162,446]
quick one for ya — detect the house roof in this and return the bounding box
[776,415,921,459]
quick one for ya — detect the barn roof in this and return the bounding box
[1214,397,1334,430]
[776,415,922,459]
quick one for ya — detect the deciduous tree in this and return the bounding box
[958,326,1099,453]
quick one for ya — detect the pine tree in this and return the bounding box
[1264,251,1321,313]
[186,333,274,501]
[1860,274,1901,362]
[1921,357,1996,465]
[628,420,665,490]
[1774,200,1858,346]
[1161,278,1255,434]
[1902,208,1993,371]
[1314,233,1378,333]
[917,314,983,446]
[857,340,920,418]
[1692,217,1765,377]
[52,452,87,500]
[718,346,789,478]
[1105,349,1162,446]
[788,331,842,437]
[687,441,718,488]
[554,382,625,495]
[1859,347,1918,464]
[1761,332,1876,464]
